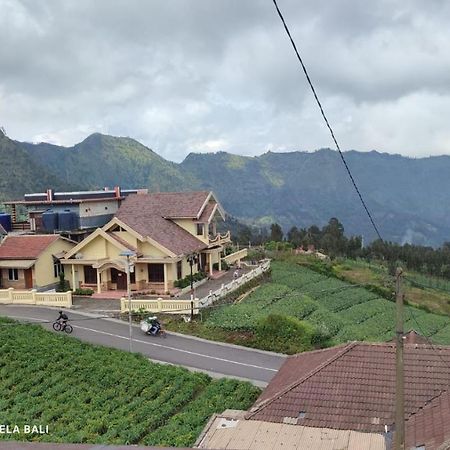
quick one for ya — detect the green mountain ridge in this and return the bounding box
[1,131,450,246]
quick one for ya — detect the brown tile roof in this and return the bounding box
[406,390,450,450]
[197,202,217,223]
[115,193,210,256]
[0,234,60,259]
[247,341,450,436]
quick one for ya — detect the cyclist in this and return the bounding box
[56,310,69,329]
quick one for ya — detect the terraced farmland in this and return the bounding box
[205,261,450,345]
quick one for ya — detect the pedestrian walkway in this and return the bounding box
[193,267,251,299]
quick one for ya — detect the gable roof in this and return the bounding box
[115,193,210,255]
[406,390,450,450]
[247,341,450,436]
[0,234,61,259]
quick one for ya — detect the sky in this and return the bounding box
[1,0,450,162]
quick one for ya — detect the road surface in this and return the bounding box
[0,305,285,386]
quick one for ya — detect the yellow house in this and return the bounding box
[0,234,76,289]
[62,191,231,294]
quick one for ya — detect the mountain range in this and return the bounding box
[1,129,449,246]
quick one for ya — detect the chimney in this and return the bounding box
[114,186,121,198]
[46,189,53,201]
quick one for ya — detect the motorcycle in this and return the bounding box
[140,318,166,338]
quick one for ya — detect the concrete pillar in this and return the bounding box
[208,253,213,276]
[163,264,168,293]
[218,252,222,271]
[96,269,101,294]
[71,265,76,290]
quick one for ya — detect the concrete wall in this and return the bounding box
[0,268,28,289]
[173,219,209,245]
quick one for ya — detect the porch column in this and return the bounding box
[218,251,222,271]
[71,264,76,290]
[163,263,168,293]
[208,253,213,276]
[96,269,101,294]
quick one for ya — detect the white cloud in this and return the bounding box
[1,0,450,161]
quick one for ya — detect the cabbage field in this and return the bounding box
[0,318,259,447]
[205,261,450,345]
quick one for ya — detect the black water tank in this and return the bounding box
[42,211,58,232]
[58,211,78,231]
[0,213,12,232]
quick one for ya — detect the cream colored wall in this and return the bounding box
[138,241,168,257]
[78,235,108,259]
[111,231,138,248]
[34,239,76,287]
[0,268,27,289]
[173,219,209,244]
[181,257,200,277]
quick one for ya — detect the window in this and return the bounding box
[298,411,306,419]
[83,266,97,284]
[8,268,19,281]
[177,261,182,280]
[53,261,64,278]
[148,264,164,282]
[196,223,204,236]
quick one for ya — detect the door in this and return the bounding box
[116,271,127,290]
[24,268,33,289]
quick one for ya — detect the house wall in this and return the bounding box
[0,268,28,289]
[78,200,119,218]
[138,241,168,258]
[173,219,209,244]
[34,238,76,288]
[111,231,138,249]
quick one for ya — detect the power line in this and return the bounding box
[271,0,383,242]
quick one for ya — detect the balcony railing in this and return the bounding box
[208,230,231,245]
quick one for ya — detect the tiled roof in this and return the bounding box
[197,202,217,223]
[0,234,60,259]
[406,390,450,450]
[115,193,209,256]
[247,342,450,435]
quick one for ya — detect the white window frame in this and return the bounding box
[8,268,19,281]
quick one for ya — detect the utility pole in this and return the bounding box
[394,267,405,450]
[120,250,135,352]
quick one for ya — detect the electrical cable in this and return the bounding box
[271,0,383,242]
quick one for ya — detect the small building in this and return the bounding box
[62,191,231,295]
[198,339,450,450]
[0,234,76,289]
[2,186,147,241]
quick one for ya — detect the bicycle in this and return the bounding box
[52,321,73,334]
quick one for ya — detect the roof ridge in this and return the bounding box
[246,341,359,419]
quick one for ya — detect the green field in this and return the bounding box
[0,318,259,447]
[205,261,450,346]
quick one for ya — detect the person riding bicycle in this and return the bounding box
[56,310,69,328]
[147,316,161,336]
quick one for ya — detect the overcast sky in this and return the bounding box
[1,0,450,161]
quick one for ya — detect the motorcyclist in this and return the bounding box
[56,310,69,328]
[148,316,161,336]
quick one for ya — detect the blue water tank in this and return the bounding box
[58,211,78,231]
[42,211,59,232]
[0,213,12,232]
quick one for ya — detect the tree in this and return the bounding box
[287,226,302,247]
[270,223,283,242]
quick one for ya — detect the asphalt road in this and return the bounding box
[0,305,285,386]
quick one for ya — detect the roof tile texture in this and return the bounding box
[248,342,450,436]
[0,234,60,259]
[115,192,211,255]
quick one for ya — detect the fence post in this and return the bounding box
[157,297,163,312]
[120,297,126,313]
[31,289,37,305]
[8,288,14,303]
[66,291,73,308]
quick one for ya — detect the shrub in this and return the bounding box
[174,271,206,289]
[56,272,70,292]
[73,288,94,296]
[255,314,315,353]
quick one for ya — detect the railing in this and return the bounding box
[199,259,271,308]
[209,230,231,245]
[0,288,72,308]
[120,297,199,315]
[222,248,248,265]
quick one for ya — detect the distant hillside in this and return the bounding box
[0,130,75,202]
[2,131,450,246]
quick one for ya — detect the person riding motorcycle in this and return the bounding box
[147,316,161,335]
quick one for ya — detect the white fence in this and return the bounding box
[120,297,199,315]
[222,248,248,265]
[199,259,271,307]
[0,288,72,308]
